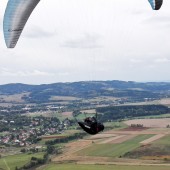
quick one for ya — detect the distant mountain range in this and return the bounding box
[0,81,170,103]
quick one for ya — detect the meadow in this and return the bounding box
[0,152,44,170]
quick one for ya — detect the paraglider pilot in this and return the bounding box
[78,116,104,135]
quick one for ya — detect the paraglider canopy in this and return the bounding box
[3,0,163,48]
[3,0,40,48]
[148,0,163,10]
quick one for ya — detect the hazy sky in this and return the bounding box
[0,0,170,84]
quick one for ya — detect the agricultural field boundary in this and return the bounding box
[140,134,165,144]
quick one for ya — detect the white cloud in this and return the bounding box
[154,58,170,63]
[0,0,170,84]
[0,68,54,77]
[61,33,102,49]
[130,59,144,64]
[23,26,55,39]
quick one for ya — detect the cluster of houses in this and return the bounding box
[0,117,72,147]
[0,129,35,147]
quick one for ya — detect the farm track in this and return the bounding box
[110,134,138,144]
[140,134,165,144]
[98,135,126,144]
[3,159,10,170]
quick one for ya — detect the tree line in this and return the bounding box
[97,105,169,122]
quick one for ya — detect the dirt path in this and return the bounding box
[3,159,10,170]
[98,135,126,144]
[140,134,165,144]
[88,134,117,140]
[110,134,137,144]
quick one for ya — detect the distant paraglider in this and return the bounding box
[148,0,163,10]
[3,0,163,48]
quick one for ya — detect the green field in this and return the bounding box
[42,164,170,170]
[123,135,170,159]
[104,121,128,130]
[77,135,153,157]
[153,135,170,145]
[0,152,44,170]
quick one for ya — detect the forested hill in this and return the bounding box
[0,81,170,103]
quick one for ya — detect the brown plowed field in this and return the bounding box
[61,111,73,117]
[124,118,170,128]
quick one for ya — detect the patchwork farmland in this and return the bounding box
[52,118,170,168]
